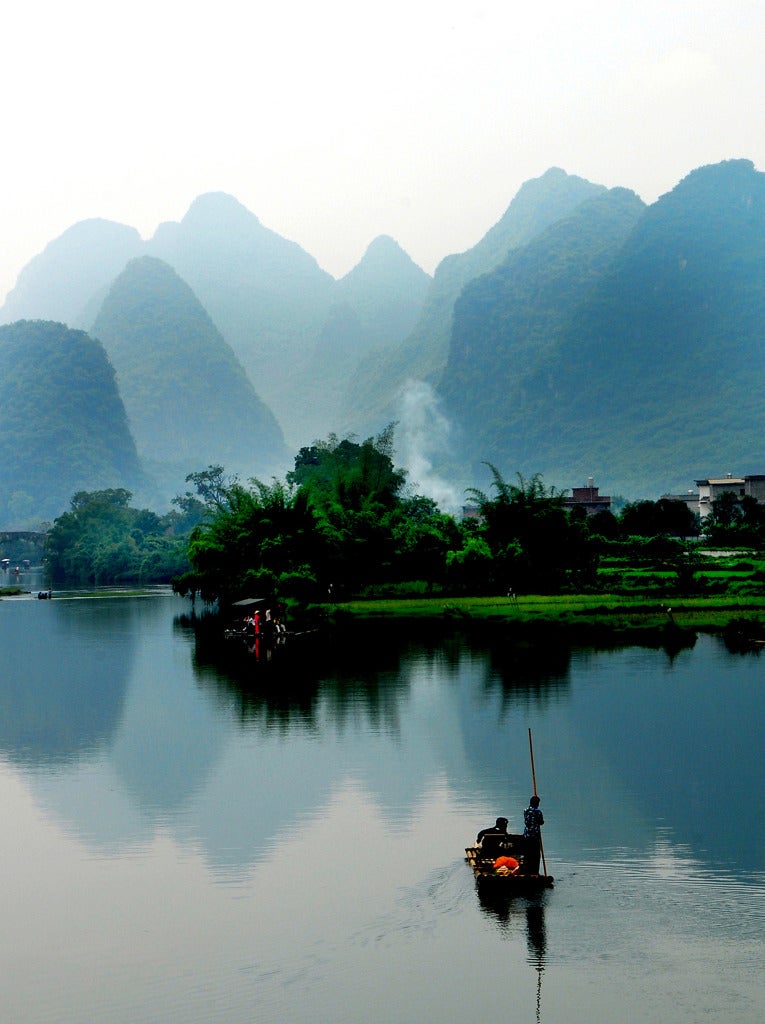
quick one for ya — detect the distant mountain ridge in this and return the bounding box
[0,194,433,448]
[1,219,143,328]
[3,159,765,508]
[439,159,765,496]
[342,167,608,434]
[439,186,647,471]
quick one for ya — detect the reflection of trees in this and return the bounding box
[483,632,572,705]
[473,621,696,707]
[179,616,416,733]
[179,616,588,732]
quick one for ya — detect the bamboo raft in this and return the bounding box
[466,728,554,893]
[465,844,554,891]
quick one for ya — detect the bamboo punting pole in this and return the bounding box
[528,728,548,877]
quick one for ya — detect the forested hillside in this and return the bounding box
[440,186,646,485]
[0,320,145,527]
[90,257,290,501]
[440,159,765,496]
[0,194,433,449]
[344,168,607,434]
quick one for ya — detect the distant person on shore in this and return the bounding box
[523,796,545,874]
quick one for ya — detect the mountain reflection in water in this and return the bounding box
[1,596,763,1024]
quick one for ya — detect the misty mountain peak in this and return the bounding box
[149,191,266,252]
[180,191,262,231]
[340,234,430,288]
[360,234,422,266]
[90,253,288,485]
[0,219,142,329]
[655,158,765,221]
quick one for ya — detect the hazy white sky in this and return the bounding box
[2,0,764,303]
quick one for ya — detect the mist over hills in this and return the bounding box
[303,235,431,434]
[440,186,648,486]
[90,256,289,503]
[439,159,765,497]
[0,194,433,449]
[1,219,144,329]
[342,168,608,434]
[2,158,765,522]
[144,192,336,434]
[0,320,145,525]
[335,234,430,352]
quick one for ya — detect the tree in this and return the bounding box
[288,425,407,512]
[177,475,317,606]
[619,498,699,538]
[46,488,190,585]
[466,466,596,591]
[704,491,765,545]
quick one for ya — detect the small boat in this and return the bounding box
[225,596,288,642]
[467,731,554,893]
[465,844,554,891]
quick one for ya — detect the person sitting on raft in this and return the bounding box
[477,817,513,857]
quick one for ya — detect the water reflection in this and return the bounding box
[184,616,580,731]
[2,597,764,1024]
[476,884,548,951]
[3,599,763,883]
[185,616,413,733]
[475,888,548,1024]
[0,598,134,766]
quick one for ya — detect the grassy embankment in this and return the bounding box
[325,552,765,639]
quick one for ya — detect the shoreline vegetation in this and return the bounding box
[10,439,765,652]
[323,592,765,636]
[5,581,765,651]
[5,583,764,635]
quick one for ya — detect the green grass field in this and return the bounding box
[324,546,765,641]
[329,592,765,630]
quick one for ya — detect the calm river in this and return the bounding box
[1,585,763,1024]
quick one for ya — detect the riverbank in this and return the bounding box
[325,592,765,637]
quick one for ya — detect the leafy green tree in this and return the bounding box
[466,466,593,591]
[46,489,134,583]
[286,426,410,592]
[46,488,190,584]
[289,425,406,512]
[176,475,317,605]
[589,508,620,540]
[704,491,765,546]
[445,533,494,591]
[619,498,699,538]
[388,496,460,588]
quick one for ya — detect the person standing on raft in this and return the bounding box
[522,796,545,874]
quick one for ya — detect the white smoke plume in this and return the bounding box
[395,379,462,512]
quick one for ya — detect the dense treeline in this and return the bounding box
[45,488,200,585]
[44,428,765,596]
[170,429,716,610]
